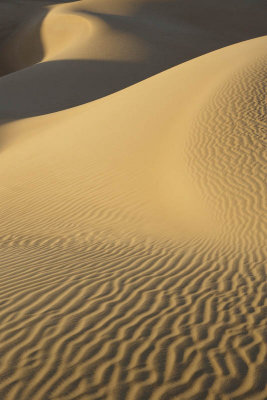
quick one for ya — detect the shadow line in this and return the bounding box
[0,0,266,122]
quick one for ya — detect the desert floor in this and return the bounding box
[0,1,266,399]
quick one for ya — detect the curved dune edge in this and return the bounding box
[1,0,266,120]
[1,37,266,244]
[0,11,266,400]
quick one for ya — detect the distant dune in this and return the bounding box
[0,1,266,399]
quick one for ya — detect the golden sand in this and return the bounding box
[0,1,266,399]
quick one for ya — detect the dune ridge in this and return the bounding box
[0,1,266,399]
[0,0,266,119]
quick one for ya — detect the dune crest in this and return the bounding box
[0,1,266,399]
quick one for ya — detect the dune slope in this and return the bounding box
[0,0,266,118]
[0,1,266,400]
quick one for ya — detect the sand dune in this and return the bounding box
[0,1,266,399]
[0,0,266,118]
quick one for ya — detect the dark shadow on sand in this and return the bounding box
[0,0,266,121]
[0,59,164,119]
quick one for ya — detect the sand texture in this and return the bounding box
[0,1,266,399]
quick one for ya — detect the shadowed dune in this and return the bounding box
[0,0,47,76]
[0,58,182,118]
[0,1,266,399]
[0,0,266,120]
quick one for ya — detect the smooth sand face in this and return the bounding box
[0,1,266,399]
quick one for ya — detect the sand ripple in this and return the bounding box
[0,1,266,399]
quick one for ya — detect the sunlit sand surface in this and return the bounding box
[0,1,266,399]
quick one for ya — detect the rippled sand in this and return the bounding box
[0,1,266,399]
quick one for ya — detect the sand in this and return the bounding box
[0,1,266,399]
